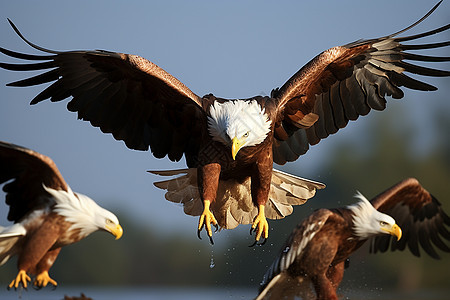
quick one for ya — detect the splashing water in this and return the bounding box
[210,249,215,268]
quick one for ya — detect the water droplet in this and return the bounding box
[210,257,215,268]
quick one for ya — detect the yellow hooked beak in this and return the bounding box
[107,223,123,240]
[383,223,402,241]
[231,137,244,160]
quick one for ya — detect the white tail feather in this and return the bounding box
[149,168,325,229]
[0,224,26,266]
[255,272,316,300]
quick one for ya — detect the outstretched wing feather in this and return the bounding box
[272,3,449,165]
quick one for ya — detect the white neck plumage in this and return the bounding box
[207,99,272,149]
[44,185,118,238]
[347,192,396,240]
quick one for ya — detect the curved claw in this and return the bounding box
[33,271,57,290]
[197,227,215,245]
[197,227,203,240]
[251,205,269,243]
[248,236,268,247]
[259,237,267,246]
[197,200,218,245]
[8,270,30,290]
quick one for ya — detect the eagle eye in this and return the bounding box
[379,221,388,226]
[106,219,114,225]
[243,132,249,138]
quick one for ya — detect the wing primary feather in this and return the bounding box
[418,225,440,259]
[438,225,450,240]
[0,60,56,71]
[401,52,450,62]
[7,19,60,54]
[430,230,450,253]
[0,46,55,60]
[387,1,443,39]
[386,71,436,91]
[393,61,450,77]
[329,82,348,129]
[323,88,339,134]
[31,80,68,104]
[348,72,370,116]
[312,94,328,139]
[6,68,59,87]
[400,41,450,51]
[339,79,358,121]
[394,23,450,43]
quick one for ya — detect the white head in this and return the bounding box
[207,100,272,159]
[45,185,123,239]
[347,191,402,240]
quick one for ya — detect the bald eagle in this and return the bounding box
[256,178,450,300]
[0,2,449,244]
[0,141,123,289]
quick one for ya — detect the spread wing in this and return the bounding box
[272,2,450,165]
[370,178,450,259]
[259,209,333,293]
[0,141,68,222]
[0,19,207,166]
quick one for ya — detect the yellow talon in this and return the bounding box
[34,271,57,288]
[8,270,30,289]
[198,200,218,244]
[251,205,269,241]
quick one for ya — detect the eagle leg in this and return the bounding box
[33,270,57,289]
[197,200,218,245]
[7,270,31,290]
[250,204,269,242]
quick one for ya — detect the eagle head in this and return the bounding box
[94,203,123,240]
[46,185,123,240]
[207,100,272,160]
[348,192,402,241]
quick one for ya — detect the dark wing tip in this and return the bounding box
[388,0,443,38]
[6,19,59,54]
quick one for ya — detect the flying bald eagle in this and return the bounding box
[0,141,123,290]
[256,178,450,300]
[0,2,449,244]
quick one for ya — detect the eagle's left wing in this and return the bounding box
[370,178,450,259]
[272,1,450,165]
[0,20,208,166]
[0,141,69,223]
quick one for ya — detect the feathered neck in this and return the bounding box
[44,185,116,238]
[346,192,393,240]
[207,100,272,147]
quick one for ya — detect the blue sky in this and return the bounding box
[0,1,449,236]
